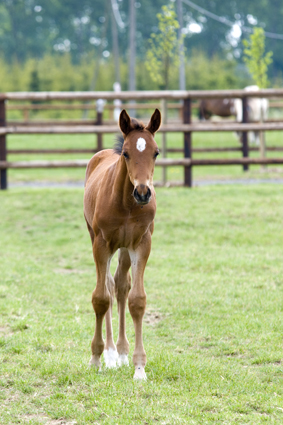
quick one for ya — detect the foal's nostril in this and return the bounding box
[134,186,151,204]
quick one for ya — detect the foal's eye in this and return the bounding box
[154,151,160,159]
[123,152,129,159]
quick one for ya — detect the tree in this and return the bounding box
[243,27,273,163]
[145,3,183,185]
[145,4,183,90]
[29,70,40,92]
[243,27,273,88]
[1,1,283,82]
[29,69,41,104]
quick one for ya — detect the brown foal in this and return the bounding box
[83,109,161,379]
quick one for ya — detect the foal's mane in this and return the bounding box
[114,118,145,155]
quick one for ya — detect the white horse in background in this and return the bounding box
[234,85,269,145]
[113,82,122,122]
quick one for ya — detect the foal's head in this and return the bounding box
[118,109,161,205]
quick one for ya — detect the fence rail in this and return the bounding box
[3,88,283,101]
[1,89,283,190]
[6,146,283,156]
[2,157,283,170]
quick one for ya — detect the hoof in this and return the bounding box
[117,354,129,367]
[89,355,101,371]
[104,348,118,368]
[133,366,147,380]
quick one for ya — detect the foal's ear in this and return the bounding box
[146,109,161,135]
[119,109,132,136]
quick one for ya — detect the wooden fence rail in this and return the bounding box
[1,89,283,190]
[2,122,283,134]
[3,88,283,101]
[2,157,283,170]
[6,146,283,155]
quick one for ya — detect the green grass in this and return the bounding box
[1,185,283,424]
[6,130,283,184]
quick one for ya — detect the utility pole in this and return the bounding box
[177,0,185,90]
[110,0,121,84]
[129,0,136,115]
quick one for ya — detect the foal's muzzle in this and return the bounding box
[133,184,152,205]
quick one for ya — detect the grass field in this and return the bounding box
[1,184,283,424]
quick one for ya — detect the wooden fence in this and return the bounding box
[6,99,283,124]
[1,89,283,190]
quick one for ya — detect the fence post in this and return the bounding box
[183,97,192,187]
[0,99,7,190]
[96,99,104,152]
[23,106,29,122]
[161,99,167,186]
[242,96,249,171]
[259,99,266,170]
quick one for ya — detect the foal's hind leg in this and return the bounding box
[103,271,118,368]
[89,235,112,370]
[128,232,151,380]
[114,248,131,366]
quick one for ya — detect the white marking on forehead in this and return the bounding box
[136,137,146,152]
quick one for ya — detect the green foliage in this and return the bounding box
[243,27,273,88]
[0,54,115,92]
[185,50,250,90]
[0,0,283,81]
[28,70,40,92]
[0,51,251,93]
[145,4,183,89]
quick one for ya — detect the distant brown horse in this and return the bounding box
[199,98,236,120]
[84,109,161,380]
[199,87,269,145]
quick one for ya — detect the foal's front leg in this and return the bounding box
[114,248,132,366]
[128,232,151,380]
[89,235,112,370]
